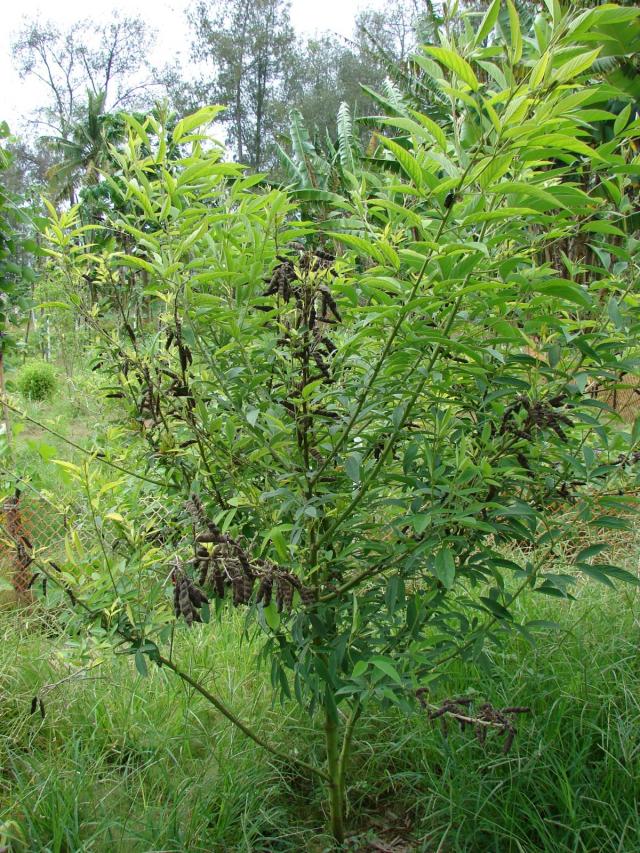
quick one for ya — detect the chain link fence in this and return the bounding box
[0,486,187,601]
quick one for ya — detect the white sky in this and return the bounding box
[0,0,386,132]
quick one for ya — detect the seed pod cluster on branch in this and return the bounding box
[172,557,208,626]
[186,495,316,612]
[416,690,531,755]
[499,393,573,442]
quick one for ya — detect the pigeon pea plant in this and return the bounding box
[38,2,640,842]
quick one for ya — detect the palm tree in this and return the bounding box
[46,90,124,204]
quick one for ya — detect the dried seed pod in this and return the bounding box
[178,344,192,372]
[242,575,254,603]
[212,568,226,599]
[502,729,516,754]
[173,580,181,619]
[196,546,210,586]
[186,494,208,528]
[319,286,342,322]
[187,577,208,609]
[276,576,294,612]
[196,530,218,543]
[172,559,206,626]
[299,585,316,606]
[312,350,331,380]
[178,578,195,625]
[232,576,244,606]
[256,574,274,607]
[321,336,337,355]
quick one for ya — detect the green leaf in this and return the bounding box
[575,544,608,563]
[614,104,631,136]
[345,453,362,484]
[531,280,592,308]
[325,232,387,264]
[434,547,456,589]
[408,110,448,152]
[578,564,615,588]
[551,48,602,84]
[376,134,423,187]
[263,600,281,631]
[581,221,625,238]
[486,181,567,210]
[290,189,351,207]
[352,660,369,679]
[506,0,523,64]
[172,106,225,143]
[135,651,148,678]
[475,153,514,190]
[113,253,155,274]
[426,46,480,92]
[479,597,513,620]
[475,0,501,45]
[371,657,403,685]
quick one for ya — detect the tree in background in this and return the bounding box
[189,0,297,170]
[45,91,126,204]
[11,15,158,140]
[0,124,38,447]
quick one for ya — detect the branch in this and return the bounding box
[19,548,330,783]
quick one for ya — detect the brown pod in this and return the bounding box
[235,548,254,578]
[257,575,273,607]
[241,575,254,604]
[196,531,217,543]
[198,558,209,587]
[300,585,316,606]
[283,578,294,611]
[179,579,195,625]
[232,576,244,607]
[188,579,208,609]
[173,581,181,618]
[212,568,226,599]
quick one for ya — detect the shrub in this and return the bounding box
[40,2,640,844]
[16,361,57,402]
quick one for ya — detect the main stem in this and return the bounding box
[325,708,345,844]
[337,702,361,816]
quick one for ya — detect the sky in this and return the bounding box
[0,0,385,131]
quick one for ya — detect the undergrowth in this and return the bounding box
[0,564,637,853]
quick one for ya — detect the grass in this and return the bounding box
[1,369,639,851]
[0,572,637,852]
[4,362,116,498]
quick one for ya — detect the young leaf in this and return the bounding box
[426,46,480,92]
[475,0,501,46]
[506,0,523,64]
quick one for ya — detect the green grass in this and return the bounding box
[4,365,115,498]
[0,574,638,852]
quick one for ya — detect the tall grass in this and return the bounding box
[0,572,638,852]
